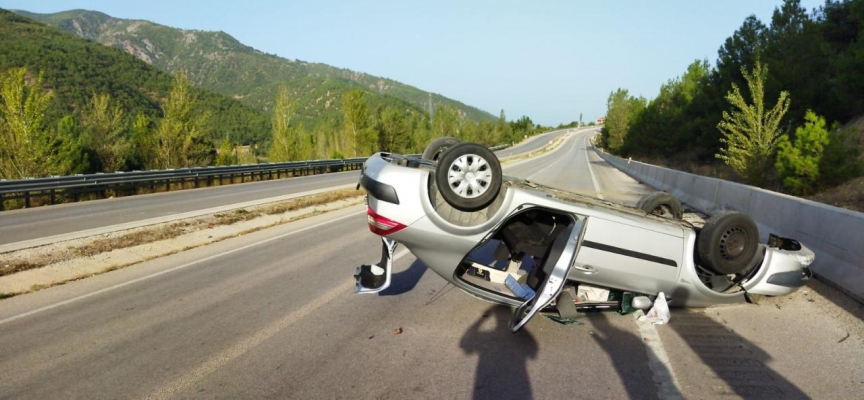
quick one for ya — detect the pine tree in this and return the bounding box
[716,61,790,186]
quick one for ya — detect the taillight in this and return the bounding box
[367,207,407,236]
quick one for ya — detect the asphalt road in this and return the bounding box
[0,130,861,399]
[0,128,579,246]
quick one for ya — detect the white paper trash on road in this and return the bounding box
[638,291,671,324]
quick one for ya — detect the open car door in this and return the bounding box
[510,220,584,332]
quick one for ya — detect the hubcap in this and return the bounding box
[447,154,493,199]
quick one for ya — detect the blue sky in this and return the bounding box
[2,0,825,125]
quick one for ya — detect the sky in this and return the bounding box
[1,0,826,126]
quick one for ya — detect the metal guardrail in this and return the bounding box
[0,158,367,210]
[0,143,512,211]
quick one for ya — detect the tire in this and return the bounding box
[422,136,461,161]
[435,142,502,212]
[697,211,760,275]
[637,192,683,220]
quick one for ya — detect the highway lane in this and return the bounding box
[0,128,575,246]
[1,131,860,398]
[506,128,653,205]
[0,205,658,399]
[0,171,357,245]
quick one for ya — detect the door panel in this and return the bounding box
[510,220,584,332]
[570,217,681,295]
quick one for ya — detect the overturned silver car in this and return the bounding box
[355,139,814,332]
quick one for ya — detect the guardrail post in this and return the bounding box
[0,193,4,211]
[25,190,31,208]
[50,188,56,205]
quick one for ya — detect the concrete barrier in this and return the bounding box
[595,147,864,303]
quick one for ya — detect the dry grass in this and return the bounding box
[0,187,364,277]
[806,176,864,213]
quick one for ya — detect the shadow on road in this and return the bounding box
[460,306,537,400]
[669,309,809,399]
[379,259,427,296]
[585,313,665,400]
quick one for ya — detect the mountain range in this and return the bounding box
[13,9,495,127]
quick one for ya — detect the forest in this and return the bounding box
[0,9,547,180]
[599,0,863,195]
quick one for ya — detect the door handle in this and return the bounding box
[572,264,597,274]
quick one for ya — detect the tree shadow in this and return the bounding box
[459,306,537,400]
[585,313,668,400]
[378,259,427,296]
[669,309,809,399]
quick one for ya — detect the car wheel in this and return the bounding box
[435,142,502,212]
[637,192,683,219]
[421,136,461,161]
[697,211,759,275]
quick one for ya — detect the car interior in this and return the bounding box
[456,208,575,300]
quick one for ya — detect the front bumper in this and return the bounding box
[743,244,815,296]
[767,267,813,288]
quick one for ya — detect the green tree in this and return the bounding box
[215,136,238,166]
[820,122,862,188]
[269,85,311,161]
[716,61,790,186]
[459,119,480,143]
[55,115,90,174]
[82,93,129,172]
[129,112,157,170]
[311,116,342,159]
[623,60,710,157]
[494,110,513,144]
[510,116,536,141]
[600,89,645,154]
[155,71,213,168]
[775,111,830,195]
[342,90,375,157]
[408,113,431,153]
[431,105,461,139]
[0,68,75,179]
[375,106,409,153]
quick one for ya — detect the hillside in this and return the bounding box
[0,9,270,145]
[15,9,496,126]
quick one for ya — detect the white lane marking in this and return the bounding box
[583,136,605,200]
[635,313,684,400]
[521,133,575,180]
[149,248,412,400]
[0,209,367,326]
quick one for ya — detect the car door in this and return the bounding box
[570,216,682,296]
[510,220,584,332]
